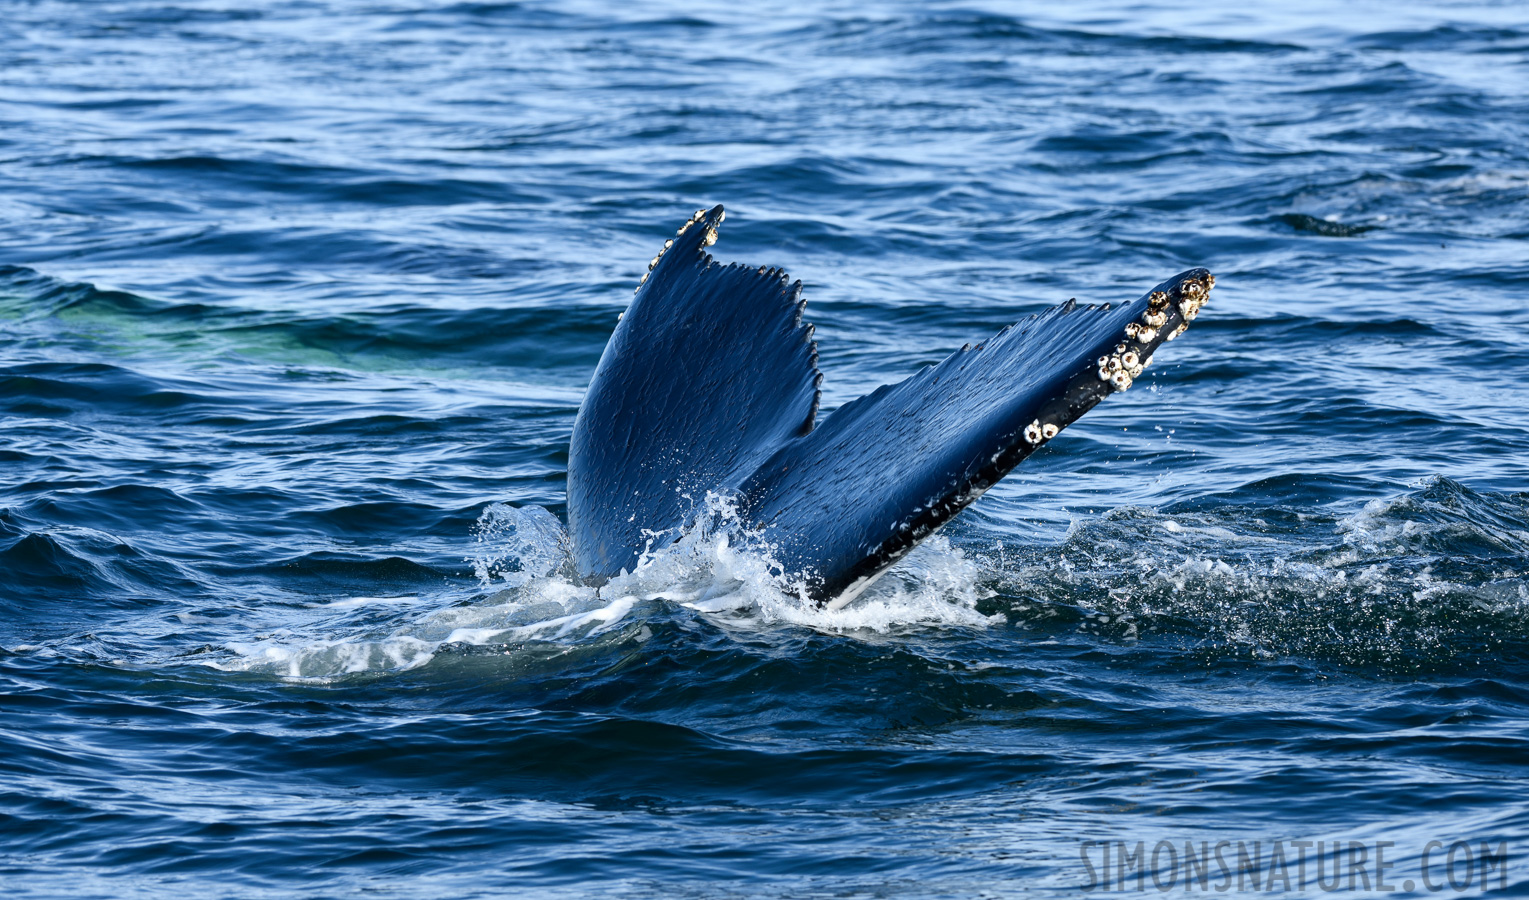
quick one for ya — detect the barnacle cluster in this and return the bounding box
[638,208,719,293]
[1098,272,1214,391]
[1022,418,1062,447]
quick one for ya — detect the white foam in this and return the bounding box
[206,496,1001,680]
[311,595,420,609]
[219,632,437,679]
[582,492,1000,633]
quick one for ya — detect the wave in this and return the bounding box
[0,525,198,606]
[0,265,613,376]
[991,476,1529,671]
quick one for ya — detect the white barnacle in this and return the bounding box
[1097,356,1110,367]
[1042,422,1059,439]
[1098,366,1112,381]
[664,239,674,249]
[649,255,660,270]
[1024,420,1043,445]
[1122,351,1139,368]
[703,226,718,247]
[1125,322,1141,338]
[1207,273,1217,289]
[1166,322,1188,341]
[1144,311,1167,328]
[1129,363,1144,378]
[1115,343,1127,354]
[1183,305,1199,321]
[1107,356,1122,372]
[1137,327,1158,342]
[1149,291,1169,310]
[1111,370,1132,390]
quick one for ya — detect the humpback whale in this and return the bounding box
[567,205,1213,608]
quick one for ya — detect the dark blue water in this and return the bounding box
[3,2,1528,896]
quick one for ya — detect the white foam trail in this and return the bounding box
[221,632,437,679]
[208,497,1000,680]
[311,595,421,609]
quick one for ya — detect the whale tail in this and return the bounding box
[566,205,1214,606]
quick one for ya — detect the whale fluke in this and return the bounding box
[567,205,1214,606]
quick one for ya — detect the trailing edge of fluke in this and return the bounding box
[565,205,1214,607]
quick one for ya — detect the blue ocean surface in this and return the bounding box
[2,1,1527,896]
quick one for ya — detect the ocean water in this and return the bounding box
[2,1,1528,896]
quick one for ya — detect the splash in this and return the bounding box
[208,495,998,680]
[471,503,571,587]
[481,492,1002,634]
[199,478,1529,678]
[600,492,1000,633]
